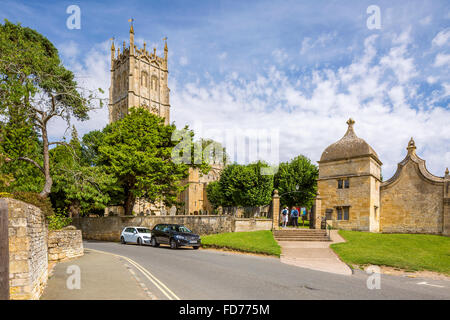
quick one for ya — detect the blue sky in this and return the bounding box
[1,0,449,178]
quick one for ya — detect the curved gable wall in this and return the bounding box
[380,155,444,234]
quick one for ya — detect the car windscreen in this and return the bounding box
[137,228,151,233]
[175,226,192,233]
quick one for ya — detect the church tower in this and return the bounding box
[109,24,170,124]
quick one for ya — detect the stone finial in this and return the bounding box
[407,137,416,155]
[143,41,146,51]
[110,38,115,61]
[123,40,126,51]
[343,118,357,138]
[128,18,134,34]
[346,118,355,128]
[445,167,449,177]
[273,189,279,197]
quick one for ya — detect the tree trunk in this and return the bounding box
[39,120,52,198]
[124,192,136,216]
[69,199,81,217]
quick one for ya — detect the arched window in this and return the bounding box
[122,72,127,91]
[116,75,121,93]
[151,75,159,91]
[141,71,148,87]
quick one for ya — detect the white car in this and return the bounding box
[120,226,152,245]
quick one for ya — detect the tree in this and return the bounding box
[208,161,273,208]
[97,107,190,215]
[0,20,103,197]
[0,105,43,193]
[50,126,114,217]
[205,181,223,209]
[273,155,318,209]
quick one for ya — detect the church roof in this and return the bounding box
[319,118,381,164]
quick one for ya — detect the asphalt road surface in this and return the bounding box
[83,240,450,300]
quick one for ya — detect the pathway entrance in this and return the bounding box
[277,230,352,276]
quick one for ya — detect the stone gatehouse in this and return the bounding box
[317,118,450,235]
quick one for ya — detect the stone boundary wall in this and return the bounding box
[2,198,48,300]
[72,215,273,241]
[234,218,273,232]
[48,227,84,262]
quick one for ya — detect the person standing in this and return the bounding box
[301,208,307,226]
[281,207,289,228]
[291,207,299,227]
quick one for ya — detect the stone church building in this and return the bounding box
[106,25,221,215]
[316,118,450,235]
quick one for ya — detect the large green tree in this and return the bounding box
[0,20,103,197]
[97,107,191,215]
[273,155,318,209]
[50,127,114,217]
[0,106,43,192]
[207,161,273,208]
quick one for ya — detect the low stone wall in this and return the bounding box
[48,226,84,262]
[72,215,273,241]
[72,215,235,241]
[3,198,48,300]
[234,218,273,232]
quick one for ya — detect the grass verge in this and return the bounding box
[201,230,281,257]
[331,230,450,275]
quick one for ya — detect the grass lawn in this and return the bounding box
[331,230,450,275]
[201,230,281,257]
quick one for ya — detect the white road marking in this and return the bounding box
[86,248,180,300]
[417,281,445,288]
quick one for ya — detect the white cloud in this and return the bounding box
[171,33,449,178]
[432,28,450,47]
[179,56,189,66]
[300,32,337,55]
[434,53,450,67]
[59,40,79,60]
[419,15,432,26]
[48,40,110,141]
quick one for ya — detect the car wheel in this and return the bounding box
[121,236,126,244]
[193,246,199,250]
[151,237,159,247]
[137,237,142,245]
[170,239,178,249]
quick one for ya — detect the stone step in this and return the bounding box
[273,231,327,235]
[275,237,331,242]
[275,235,329,238]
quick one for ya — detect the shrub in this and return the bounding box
[47,209,72,230]
[10,191,55,216]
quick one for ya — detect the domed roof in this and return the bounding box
[320,118,381,164]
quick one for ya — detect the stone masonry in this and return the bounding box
[315,119,449,235]
[3,198,48,300]
[48,226,84,263]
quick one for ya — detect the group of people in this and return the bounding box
[280,206,308,228]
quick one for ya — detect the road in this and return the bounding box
[83,240,450,300]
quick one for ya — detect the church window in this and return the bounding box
[344,179,350,188]
[141,72,148,87]
[338,179,343,189]
[151,76,159,91]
